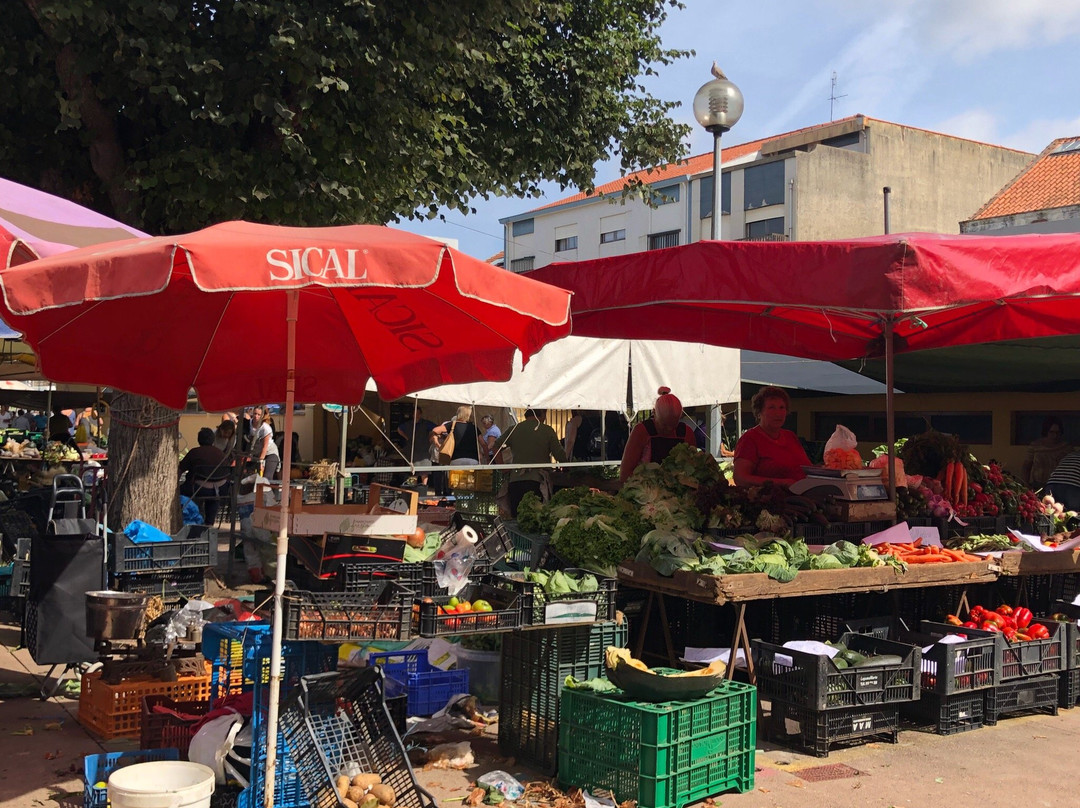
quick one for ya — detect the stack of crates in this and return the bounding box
[1046,603,1080,709]
[78,665,212,741]
[899,624,997,734]
[202,621,339,808]
[923,619,1062,725]
[368,649,469,716]
[754,632,921,756]
[499,618,628,774]
[558,678,756,808]
[110,525,216,607]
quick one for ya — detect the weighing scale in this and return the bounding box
[789,467,888,502]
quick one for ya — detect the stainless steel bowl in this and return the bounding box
[85,590,150,640]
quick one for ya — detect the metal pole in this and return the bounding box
[883,186,891,235]
[336,407,348,504]
[884,319,897,505]
[264,290,299,808]
[711,129,723,240]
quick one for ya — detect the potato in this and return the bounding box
[336,776,352,793]
[346,786,368,803]
[367,784,396,807]
[351,774,382,789]
[341,800,358,808]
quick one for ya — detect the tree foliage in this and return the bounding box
[3,0,691,234]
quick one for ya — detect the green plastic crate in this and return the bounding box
[558,678,756,808]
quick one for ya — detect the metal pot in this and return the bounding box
[85,590,150,641]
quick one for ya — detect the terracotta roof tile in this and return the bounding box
[485,250,504,264]
[970,137,1080,220]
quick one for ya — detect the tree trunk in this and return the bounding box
[106,393,180,533]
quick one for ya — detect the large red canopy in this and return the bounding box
[527,232,1080,360]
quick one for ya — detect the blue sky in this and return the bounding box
[394,0,1080,259]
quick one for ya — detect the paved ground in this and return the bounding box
[2,540,1078,808]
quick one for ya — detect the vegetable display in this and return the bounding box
[519,569,599,597]
[946,603,1050,641]
[873,538,982,563]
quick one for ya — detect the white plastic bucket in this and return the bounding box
[108,761,215,808]
[454,646,501,703]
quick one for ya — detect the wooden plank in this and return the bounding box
[998,549,1080,576]
[668,561,999,605]
[252,508,416,536]
[616,559,687,596]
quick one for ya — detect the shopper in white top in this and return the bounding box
[251,405,280,480]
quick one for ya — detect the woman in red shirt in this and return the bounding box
[733,386,811,487]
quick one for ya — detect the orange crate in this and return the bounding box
[77,664,212,740]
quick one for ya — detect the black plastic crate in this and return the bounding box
[754,633,921,711]
[113,569,205,606]
[283,581,413,642]
[905,625,997,695]
[492,568,618,627]
[922,619,1063,682]
[278,667,437,808]
[1038,614,1080,669]
[806,593,861,641]
[901,689,984,735]
[536,544,571,571]
[937,515,1010,539]
[765,700,900,757]
[1059,669,1080,709]
[500,619,629,775]
[415,579,521,637]
[501,519,551,568]
[841,616,902,641]
[983,674,1059,725]
[338,560,490,598]
[110,525,217,574]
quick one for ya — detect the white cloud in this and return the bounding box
[931,109,1001,144]
[1001,114,1080,153]
[895,0,1080,62]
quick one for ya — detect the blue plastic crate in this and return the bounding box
[84,748,179,808]
[202,621,338,705]
[368,649,470,716]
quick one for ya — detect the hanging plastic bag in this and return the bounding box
[823,425,863,469]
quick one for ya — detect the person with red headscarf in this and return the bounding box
[619,387,697,483]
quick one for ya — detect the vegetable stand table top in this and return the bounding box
[617,558,1002,685]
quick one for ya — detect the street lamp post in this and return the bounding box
[694,64,743,457]
[693,64,744,240]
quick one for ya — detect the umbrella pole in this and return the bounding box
[884,320,897,505]
[336,407,348,504]
[264,290,298,808]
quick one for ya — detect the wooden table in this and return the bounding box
[617,558,1002,683]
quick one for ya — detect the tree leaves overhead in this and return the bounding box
[2,0,691,234]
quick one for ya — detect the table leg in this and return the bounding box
[728,602,756,683]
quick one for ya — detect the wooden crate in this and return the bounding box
[253,482,418,536]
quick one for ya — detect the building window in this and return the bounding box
[744,161,785,209]
[745,217,785,240]
[648,230,680,250]
[699,173,731,218]
[1013,411,1080,445]
[600,229,626,244]
[822,131,862,150]
[652,184,680,205]
[509,256,535,273]
[512,218,534,236]
[555,235,578,252]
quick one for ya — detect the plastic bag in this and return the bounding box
[477,770,525,800]
[189,712,246,785]
[123,519,171,544]
[180,495,203,525]
[823,424,863,470]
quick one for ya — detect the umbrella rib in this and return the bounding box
[189,292,231,393]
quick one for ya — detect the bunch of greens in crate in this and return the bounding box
[522,568,599,596]
[639,534,905,581]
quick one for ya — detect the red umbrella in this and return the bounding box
[0,220,572,801]
[1,223,40,270]
[527,232,1080,360]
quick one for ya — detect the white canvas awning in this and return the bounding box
[370,336,741,413]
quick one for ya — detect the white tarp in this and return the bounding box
[370,336,741,413]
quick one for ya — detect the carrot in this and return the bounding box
[906,554,951,563]
[941,548,968,562]
[960,465,969,506]
[941,461,954,502]
[952,462,965,506]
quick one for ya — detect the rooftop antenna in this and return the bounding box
[829,71,847,121]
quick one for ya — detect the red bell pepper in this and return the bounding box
[1028,623,1050,640]
[961,621,979,629]
[980,622,1002,633]
[969,605,985,621]
[997,604,1015,616]
[945,614,963,626]
[1014,607,1033,629]
[980,612,1006,628]
[1003,627,1017,641]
